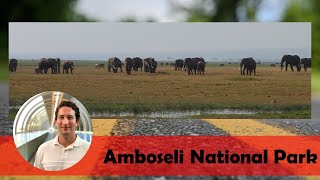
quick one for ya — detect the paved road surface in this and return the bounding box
[312,94,320,120]
[0,82,10,135]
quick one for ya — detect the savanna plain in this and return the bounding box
[9,61,311,119]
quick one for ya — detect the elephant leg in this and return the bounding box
[290,65,294,71]
[286,64,288,71]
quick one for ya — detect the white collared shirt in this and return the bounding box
[34,134,90,171]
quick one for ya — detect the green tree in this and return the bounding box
[170,0,262,22]
[281,0,320,71]
[2,0,93,80]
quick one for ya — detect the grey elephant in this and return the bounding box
[280,55,301,72]
[183,57,195,75]
[197,61,206,75]
[9,58,18,72]
[63,61,74,74]
[36,58,58,74]
[175,59,184,71]
[132,57,143,71]
[38,58,49,74]
[184,57,205,75]
[300,58,311,72]
[144,57,157,73]
[125,57,133,75]
[47,58,58,74]
[107,57,122,73]
[56,58,61,74]
[150,59,158,73]
[240,57,256,75]
[143,58,151,72]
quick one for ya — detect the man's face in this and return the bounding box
[55,106,79,137]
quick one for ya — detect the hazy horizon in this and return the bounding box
[9,22,311,62]
[10,47,310,63]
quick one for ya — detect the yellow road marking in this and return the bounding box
[204,119,296,136]
[92,119,117,136]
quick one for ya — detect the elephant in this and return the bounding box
[280,55,301,72]
[125,57,133,75]
[270,64,276,67]
[300,58,311,72]
[143,58,152,72]
[184,57,205,75]
[56,58,61,74]
[107,57,122,73]
[132,57,143,71]
[240,57,256,75]
[144,57,157,73]
[37,58,58,74]
[47,58,58,74]
[9,58,18,72]
[63,61,74,74]
[150,59,158,73]
[183,57,193,74]
[38,58,49,74]
[197,61,206,75]
[175,59,184,71]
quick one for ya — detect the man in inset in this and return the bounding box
[34,101,90,171]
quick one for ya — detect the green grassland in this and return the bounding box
[0,60,8,81]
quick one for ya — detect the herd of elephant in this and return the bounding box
[108,56,206,75]
[8,58,75,74]
[280,55,311,72]
[108,57,158,75]
[8,54,311,75]
[174,57,206,75]
[174,55,311,76]
[239,55,311,75]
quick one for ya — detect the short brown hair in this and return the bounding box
[54,101,80,121]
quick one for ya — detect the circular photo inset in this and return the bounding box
[13,91,93,171]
